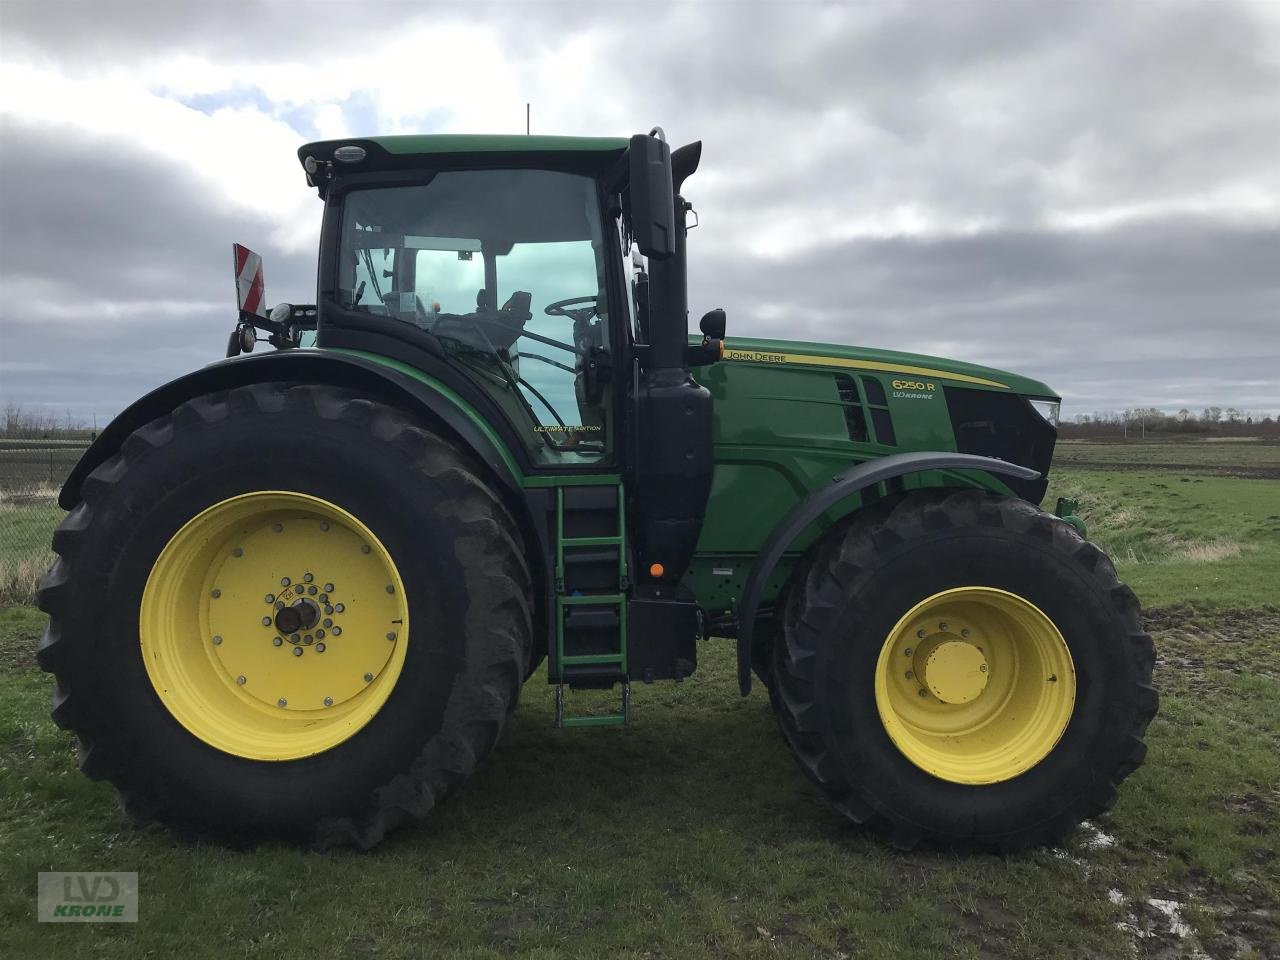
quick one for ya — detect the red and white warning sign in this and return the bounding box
[233,243,266,317]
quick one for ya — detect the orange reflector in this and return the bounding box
[649,562,665,578]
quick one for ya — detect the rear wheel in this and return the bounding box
[771,489,1157,851]
[38,383,531,847]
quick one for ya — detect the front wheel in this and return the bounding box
[772,489,1157,852]
[37,384,532,848]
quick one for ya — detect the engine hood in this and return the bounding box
[718,335,1058,400]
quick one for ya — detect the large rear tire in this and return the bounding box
[771,489,1157,852]
[37,383,531,848]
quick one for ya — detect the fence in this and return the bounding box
[0,439,88,604]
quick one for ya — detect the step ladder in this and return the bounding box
[553,484,630,728]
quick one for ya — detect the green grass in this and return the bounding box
[1,447,1277,957]
[1053,438,1280,477]
[0,492,61,604]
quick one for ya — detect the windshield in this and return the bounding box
[335,170,611,460]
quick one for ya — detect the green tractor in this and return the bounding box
[38,129,1156,851]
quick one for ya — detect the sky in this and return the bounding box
[1,0,1278,425]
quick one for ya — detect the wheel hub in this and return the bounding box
[922,639,988,704]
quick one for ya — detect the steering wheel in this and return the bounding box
[544,295,599,324]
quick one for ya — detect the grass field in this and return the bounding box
[1,440,1277,958]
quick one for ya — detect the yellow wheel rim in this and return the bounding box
[874,587,1075,784]
[140,492,409,761]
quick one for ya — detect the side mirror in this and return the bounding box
[699,308,726,340]
[628,134,674,259]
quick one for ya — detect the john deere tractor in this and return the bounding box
[38,130,1156,851]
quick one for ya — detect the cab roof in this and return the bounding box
[298,135,629,183]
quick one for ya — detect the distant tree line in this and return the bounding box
[1060,406,1279,439]
[2,404,96,441]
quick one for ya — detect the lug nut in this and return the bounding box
[323,697,333,707]
[918,689,928,698]
[316,629,325,639]
[304,573,314,583]
[939,622,948,631]
[273,637,283,647]
[319,594,329,603]
[293,647,303,657]
[265,593,275,604]
[316,643,326,653]
[385,585,395,594]
[232,547,243,557]
[904,648,913,657]
[916,629,926,639]
[211,589,221,599]
[308,586,317,595]
[303,634,313,645]
[979,665,988,673]
[277,698,288,708]
[386,632,396,642]
[212,635,223,646]
[323,618,333,628]
[364,673,374,683]
[334,603,345,613]
[905,670,914,680]
[961,628,970,638]
[291,633,300,643]
[281,577,291,587]
[236,675,246,685]
[262,616,272,626]
[324,583,334,593]
[331,626,342,637]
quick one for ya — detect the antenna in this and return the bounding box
[526,103,530,135]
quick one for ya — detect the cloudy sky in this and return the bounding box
[1,0,1277,424]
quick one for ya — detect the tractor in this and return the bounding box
[38,129,1156,851]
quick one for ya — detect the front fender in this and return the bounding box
[736,451,1041,694]
[60,349,523,509]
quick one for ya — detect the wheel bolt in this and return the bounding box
[979,665,988,673]
[261,616,272,626]
[385,585,395,594]
[324,606,334,615]
[961,628,970,638]
[273,637,283,647]
[918,688,928,698]
[265,593,275,604]
[364,673,373,683]
[334,603,345,613]
[323,697,333,707]
[386,632,396,642]
[916,629,926,639]
[316,629,325,639]
[236,675,246,685]
[291,633,300,643]
[905,671,914,680]
[324,583,334,593]
[212,635,222,646]
[319,522,330,531]
[323,618,333,628]
[281,577,291,587]
[308,586,317,595]
[275,601,285,610]
[211,589,221,599]
[293,647,303,657]
[277,698,287,708]
[939,622,948,631]
[304,573,314,583]
[303,635,313,645]
[331,626,342,636]
[904,648,913,657]
[232,547,244,557]
[319,594,329,604]
[316,643,326,653]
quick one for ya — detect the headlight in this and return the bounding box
[1027,398,1060,427]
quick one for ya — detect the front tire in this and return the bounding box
[37,383,531,848]
[771,489,1157,852]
